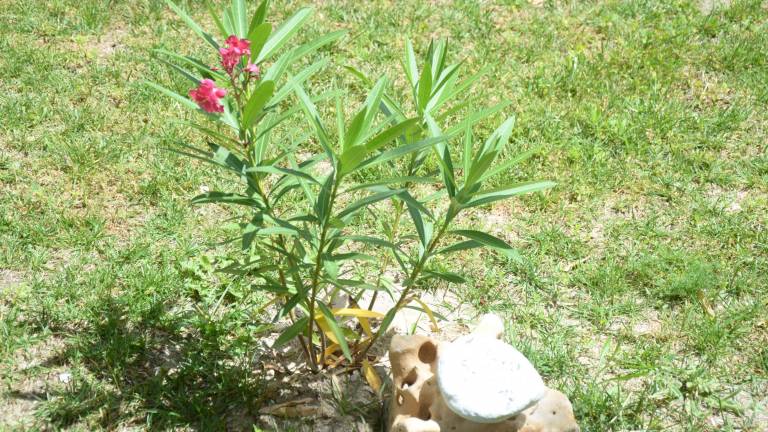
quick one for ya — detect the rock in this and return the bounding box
[388,313,578,431]
[436,333,547,423]
[472,313,505,339]
[57,372,72,384]
[517,388,580,432]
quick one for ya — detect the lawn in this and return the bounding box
[1,0,767,430]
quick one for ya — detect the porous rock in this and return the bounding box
[388,314,579,432]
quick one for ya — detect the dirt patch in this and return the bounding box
[0,337,68,431]
[698,0,732,14]
[704,184,753,214]
[680,67,736,110]
[0,269,23,292]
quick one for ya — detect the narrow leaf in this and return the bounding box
[464,181,556,208]
[357,135,449,171]
[165,0,219,49]
[362,359,382,393]
[243,80,276,129]
[404,39,419,87]
[336,189,403,219]
[248,23,272,61]
[256,8,312,63]
[248,0,270,34]
[317,301,352,361]
[273,316,308,348]
[144,81,200,111]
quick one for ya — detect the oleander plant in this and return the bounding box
[148,0,554,378]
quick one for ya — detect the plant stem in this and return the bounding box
[306,173,341,370]
[355,213,451,363]
[245,147,319,370]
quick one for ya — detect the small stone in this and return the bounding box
[58,372,72,384]
[436,334,547,423]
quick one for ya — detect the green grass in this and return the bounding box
[1,0,767,430]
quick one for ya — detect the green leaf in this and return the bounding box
[158,58,200,85]
[292,81,335,162]
[396,190,433,219]
[248,0,270,34]
[436,240,483,255]
[262,48,293,82]
[273,316,308,348]
[165,0,219,49]
[247,165,320,184]
[144,81,200,111]
[315,173,334,221]
[422,270,467,284]
[478,146,541,184]
[192,192,264,208]
[237,0,249,37]
[204,0,228,37]
[154,49,225,81]
[417,61,433,112]
[336,189,403,219]
[243,80,275,129]
[365,118,419,153]
[444,100,512,137]
[462,121,473,175]
[270,58,329,106]
[450,229,520,260]
[291,30,346,62]
[404,39,419,87]
[424,114,456,197]
[464,151,496,190]
[435,65,490,109]
[179,121,240,147]
[426,63,460,113]
[317,301,352,361]
[357,135,449,171]
[377,308,397,338]
[451,229,512,250]
[223,8,237,40]
[339,145,368,176]
[463,181,556,208]
[248,23,272,61]
[328,252,376,262]
[342,235,398,250]
[405,197,427,247]
[342,176,435,193]
[344,109,367,150]
[256,7,312,63]
[361,77,387,138]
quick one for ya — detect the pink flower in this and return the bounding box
[245,62,260,78]
[188,79,227,113]
[219,35,251,74]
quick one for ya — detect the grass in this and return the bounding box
[1,0,767,430]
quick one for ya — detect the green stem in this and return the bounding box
[355,211,451,363]
[306,172,341,370]
[245,146,318,370]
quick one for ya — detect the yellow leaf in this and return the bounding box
[315,316,340,344]
[323,343,340,358]
[358,316,373,337]
[407,296,439,332]
[697,290,715,316]
[317,308,381,337]
[331,308,385,319]
[362,359,382,393]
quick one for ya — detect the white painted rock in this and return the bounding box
[436,333,547,423]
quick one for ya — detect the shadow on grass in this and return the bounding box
[34,296,268,431]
